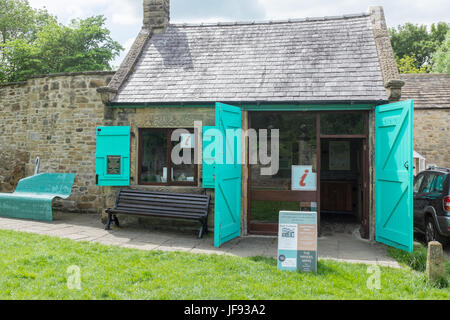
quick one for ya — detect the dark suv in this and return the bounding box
[413,167,450,246]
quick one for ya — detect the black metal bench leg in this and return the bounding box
[105,212,112,230]
[198,224,204,239]
[198,219,208,239]
[204,220,209,235]
[113,214,120,227]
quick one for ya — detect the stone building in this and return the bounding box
[0,1,419,252]
[401,74,450,168]
[95,0,415,251]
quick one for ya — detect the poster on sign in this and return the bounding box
[291,165,317,191]
[278,211,318,273]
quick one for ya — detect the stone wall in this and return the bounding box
[0,149,29,193]
[0,71,115,212]
[0,76,218,228]
[414,109,450,167]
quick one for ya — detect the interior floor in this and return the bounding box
[320,212,362,237]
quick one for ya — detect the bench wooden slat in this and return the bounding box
[119,193,208,201]
[108,209,205,220]
[120,189,208,199]
[115,203,207,215]
[118,199,208,209]
[119,195,208,206]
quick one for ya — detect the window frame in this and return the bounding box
[138,128,198,186]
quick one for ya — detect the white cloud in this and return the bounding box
[257,0,450,26]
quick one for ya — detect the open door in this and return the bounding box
[214,103,242,248]
[375,100,414,252]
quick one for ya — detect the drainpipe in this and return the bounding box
[34,156,40,175]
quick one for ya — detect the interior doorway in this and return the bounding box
[319,139,366,238]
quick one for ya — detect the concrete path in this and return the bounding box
[0,212,401,268]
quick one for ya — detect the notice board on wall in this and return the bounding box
[278,211,318,273]
[329,141,350,171]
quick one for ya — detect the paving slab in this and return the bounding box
[0,212,403,268]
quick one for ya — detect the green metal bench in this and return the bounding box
[0,173,76,222]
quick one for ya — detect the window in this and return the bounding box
[420,173,436,193]
[251,201,301,223]
[250,112,317,191]
[431,174,445,193]
[139,129,197,185]
[413,174,425,193]
[321,113,365,135]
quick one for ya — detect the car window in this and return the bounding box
[420,173,436,193]
[413,174,425,193]
[431,174,445,193]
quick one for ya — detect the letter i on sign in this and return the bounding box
[300,169,309,187]
[185,135,191,148]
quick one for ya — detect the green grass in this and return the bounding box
[0,230,450,300]
[387,243,429,272]
[387,243,450,288]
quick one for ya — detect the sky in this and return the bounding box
[28,0,450,68]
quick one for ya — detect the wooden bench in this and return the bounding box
[105,189,211,238]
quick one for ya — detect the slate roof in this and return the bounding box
[401,74,450,109]
[113,14,388,104]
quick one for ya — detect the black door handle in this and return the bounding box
[404,161,409,170]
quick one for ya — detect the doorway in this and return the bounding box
[319,139,367,237]
[247,110,370,238]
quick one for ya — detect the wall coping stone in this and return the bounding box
[0,71,116,88]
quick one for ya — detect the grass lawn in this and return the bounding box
[0,229,449,300]
[388,242,450,287]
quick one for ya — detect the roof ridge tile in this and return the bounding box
[169,13,370,28]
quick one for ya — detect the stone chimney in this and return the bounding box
[143,0,170,34]
[369,6,404,101]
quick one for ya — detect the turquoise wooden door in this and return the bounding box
[214,103,242,248]
[375,100,414,252]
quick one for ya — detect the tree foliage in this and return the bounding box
[397,55,430,74]
[0,0,123,83]
[0,0,54,44]
[431,30,450,74]
[390,22,450,72]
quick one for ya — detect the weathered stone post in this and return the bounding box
[426,241,446,285]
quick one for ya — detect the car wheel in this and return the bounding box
[425,218,437,243]
[425,217,448,247]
